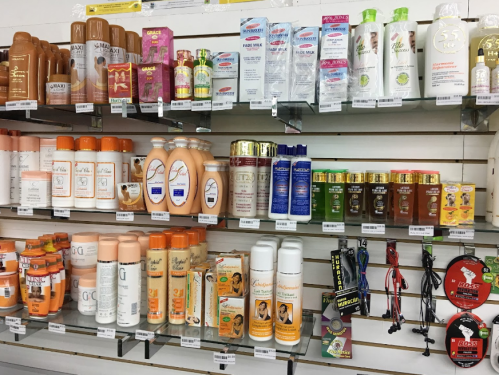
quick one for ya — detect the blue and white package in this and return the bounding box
[291,27,319,103]
[212,52,239,78]
[321,15,350,60]
[213,78,238,102]
[269,144,291,218]
[288,145,312,221]
[267,23,293,101]
[319,59,349,102]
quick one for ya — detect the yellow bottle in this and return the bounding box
[147,233,168,324]
[168,233,190,324]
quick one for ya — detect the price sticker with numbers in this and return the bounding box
[198,214,218,225]
[361,223,385,234]
[135,330,155,341]
[0,106,5,111]
[212,100,233,111]
[116,212,134,222]
[48,322,66,334]
[151,211,170,221]
[10,325,26,335]
[140,103,158,113]
[449,228,474,240]
[319,101,342,113]
[17,207,33,216]
[436,95,462,106]
[97,327,116,339]
[275,220,297,231]
[409,226,434,236]
[171,100,192,110]
[250,99,272,110]
[181,336,201,348]
[377,97,402,107]
[352,97,376,108]
[53,208,70,218]
[239,218,260,229]
[191,101,212,111]
[110,103,137,114]
[213,353,236,365]
[6,317,21,326]
[254,347,276,360]
[322,222,345,233]
[75,103,94,113]
[476,94,499,105]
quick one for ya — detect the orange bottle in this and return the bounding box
[31,37,46,105]
[54,253,65,309]
[8,32,38,101]
[143,137,169,212]
[188,138,206,214]
[45,255,61,314]
[40,40,56,82]
[55,232,71,293]
[50,44,64,74]
[168,233,191,324]
[19,240,45,306]
[201,161,224,216]
[186,230,202,266]
[27,257,51,319]
[60,48,71,74]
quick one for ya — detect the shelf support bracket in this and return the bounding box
[90,106,103,132]
[287,354,299,375]
[219,343,238,371]
[15,321,45,342]
[117,333,140,357]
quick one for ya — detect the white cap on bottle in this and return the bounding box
[250,244,274,271]
[256,239,278,264]
[278,247,301,274]
[281,240,303,265]
[260,235,281,246]
[434,3,460,20]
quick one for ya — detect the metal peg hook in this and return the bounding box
[338,237,348,250]
[358,237,367,249]
[464,244,475,256]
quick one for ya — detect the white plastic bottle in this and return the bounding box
[257,142,275,217]
[10,136,19,204]
[288,145,312,221]
[75,136,97,209]
[268,144,291,220]
[281,238,303,328]
[96,137,122,210]
[117,240,141,327]
[52,136,75,208]
[249,244,274,341]
[0,135,11,205]
[492,54,499,93]
[19,136,40,202]
[275,247,302,346]
[39,138,56,172]
[471,48,490,95]
[383,7,420,98]
[119,139,135,182]
[96,239,118,324]
[424,3,469,97]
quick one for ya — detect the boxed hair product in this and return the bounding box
[142,27,174,65]
[291,26,320,103]
[267,23,293,101]
[218,294,249,338]
[321,15,350,60]
[458,183,475,225]
[319,59,349,102]
[216,253,245,297]
[108,63,138,103]
[440,182,460,226]
[321,292,352,358]
[117,182,146,211]
[205,269,219,327]
[138,63,171,103]
[240,17,268,101]
[131,156,146,182]
[212,52,239,78]
[187,269,205,327]
[213,78,238,102]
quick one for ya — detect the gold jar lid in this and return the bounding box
[230,141,237,156]
[257,142,276,157]
[313,170,327,182]
[327,171,345,183]
[346,172,364,183]
[390,171,398,183]
[233,140,256,156]
[419,173,440,185]
[396,172,414,184]
[367,171,389,183]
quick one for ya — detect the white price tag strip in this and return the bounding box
[250,99,272,110]
[97,327,116,339]
[75,103,94,113]
[116,212,134,222]
[0,106,6,111]
[151,211,170,221]
[5,100,38,111]
[110,103,137,114]
[10,325,26,335]
[254,347,276,360]
[213,353,236,365]
[140,103,158,113]
[352,97,376,108]
[191,101,212,111]
[361,223,385,234]
[198,214,218,225]
[275,220,297,231]
[436,95,462,106]
[181,336,201,348]
[409,225,434,236]
[239,218,260,229]
[171,100,192,110]
[319,101,342,113]
[476,94,499,105]
[53,208,70,218]
[322,222,345,233]
[48,322,66,334]
[449,228,475,240]
[5,316,21,326]
[377,97,402,107]
[135,330,155,341]
[212,100,233,111]
[17,207,33,216]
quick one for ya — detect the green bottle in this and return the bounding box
[325,170,347,222]
[312,170,327,220]
[194,48,213,101]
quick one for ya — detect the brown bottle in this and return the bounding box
[86,17,110,104]
[31,37,46,105]
[70,21,87,104]
[366,171,389,223]
[50,44,64,74]
[40,40,56,82]
[418,171,441,226]
[60,48,71,74]
[393,171,415,225]
[345,171,365,222]
[125,31,140,64]
[110,25,126,64]
[8,32,38,101]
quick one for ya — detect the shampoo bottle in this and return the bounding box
[143,137,168,212]
[52,136,75,208]
[96,239,118,324]
[96,137,122,210]
[117,241,141,327]
[471,48,490,95]
[75,136,97,209]
[288,145,312,221]
[147,233,168,324]
[70,21,87,104]
[188,138,206,214]
[168,233,191,324]
[269,144,291,219]
[8,32,38,101]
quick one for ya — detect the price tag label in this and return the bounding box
[275,220,297,231]
[110,103,137,114]
[239,218,260,229]
[5,317,21,326]
[361,223,385,234]
[449,228,475,240]
[116,212,134,222]
[377,97,402,107]
[0,106,6,111]
[352,97,376,108]
[97,327,116,339]
[151,211,170,221]
[6,101,38,111]
[53,208,70,218]
[17,207,33,216]
[140,103,158,113]
[476,94,499,105]
[10,325,26,335]
[409,226,434,236]
[250,99,272,110]
[212,100,233,111]
[171,100,192,110]
[48,322,66,334]
[254,347,276,360]
[181,336,201,348]
[319,101,342,113]
[5,102,18,111]
[436,95,462,106]
[75,103,94,113]
[322,222,345,233]
[198,214,218,225]
[191,101,212,111]
[213,353,236,365]
[135,330,155,341]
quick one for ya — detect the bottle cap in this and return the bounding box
[284,236,303,243]
[55,232,69,243]
[261,234,281,244]
[118,234,137,242]
[137,235,149,256]
[0,240,15,253]
[72,232,99,243]
[71,21,86,44]
[250,244,274,271]
[10,136,19,152]
[366,171,389,183]
[186,230,199,246]
[79,273,96,288]
[276,144,287,155]
[31,36,40,48]
[40,138,56,148]
[56,136,74,151]
[9,130,21,136]
[188,138,201,148]
[45,254,59,272]
[257,142,276,157]
[478,14,499,29]
[277,247,301,274]
[19,136,40,152]
[86,17,110,43]
[346,171,365,183]
[434,3,460,20]
[148,233,166,249]
[60,49,70,59]
[196,48,211,60]
[173,137,189,148]
[177,50,192,61]
[24,239,43,251]
[125,31,139,54]
[110,25,126,49]
[171,227,186,232]
[79,136,97,151]
[71,266,96,276]
[0,135,11,152]
[282,239,304,253]
[13,32,32,43]
[162,230,173,248]
[286,146,295,156]
[203,140,212,151]
[392,7,408,22]
[150,137,166,147]
[29,257,48,270]
[171,233,189,249]
[50,44,61,55]
[48,74,71,83]
[326,170,346,183]
[96,138,101,151]
[295,144,307,156]
[100,137,119,151]
[97,239,119,261]
[362,9,377,23]
[119,138,133,152]
[40,41,53,56]
[233,140,256,156]
[419,172,441,185]
[396,172,414,184]
[127,230,145,236]
[256,239,278,263]
[191,227,206,242]
[477,48,485,63]
[118,241,141,263]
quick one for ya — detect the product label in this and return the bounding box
[117,263,141,325]
[168,160,190,207]
[46,83,71,105]
[275,277,301,342]
[233,156,258,215]
[270,159,291,214]
[321,16,349,60]
[213,79,238,102]
[204,178,219,209]
[267,23,293,100]
[213,52,239,78]
[40,145,55,172]
[71,241,98,267]
[328,185,344,214]
[174,66,193,99]
[96,162,116,200]
[347,185,363,214]
[353,30,382,96]
[320,59,348,102]
[0,286,15,298]
[249,273,273,338]
[52,161,72,197]
[194,65,212,99]
[387,29,418,97]
[75,161,95,198]
[71,43,87,103]
[396,185,413,215]
[86,40,110,103]
[21,179,49,207]
[96,262,117,321]
[257,158,272,213]
[27,274,51,317]
[110,47,126,64]
[290,160,311,216]
[472,67,490,94]
[146,158,166,204]
[291,27,319,103]
[9,53,31,100]
[79,286,97,314]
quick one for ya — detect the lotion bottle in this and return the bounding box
[201,161,223,216]
[288,145,312,221]
[8,32,38,101]
[143,137,168,212]
[138,235,148,314]
[40,40,56,83]
[19,136,40,202]
[10,136,19,204]
[188,138,205,214]
[70,21,87,104]
[269,144,291,220]
[75,136,97,209]
[96,137,122,210]
[52,136,75,208]
[471,48,490,95]
[96,239,118,324]
[0,135,11,205]
[147,233,168,324]
[186,230,202,267]
[117,240,141,327]
[231,140,258,217]
[168,233,191,324]
[191,227,207,262]
[31,37,46,105]
[492,54,499,94]
[119,139,135,183]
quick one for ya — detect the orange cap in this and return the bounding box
[119,138,133,152]
[24,239,43,251]
[54,253,64,271]
[75,138,80,151]
[191,227,206,242]
[96,138,101,151]
[45,254,59,272]
[71,21,86,44]
[171,233,189,249]
[149,233,167,249]
[0,240,15,252]
[10,136,19,151]
[98,239,119,261]
[162,230,173,249]
[0,135,10,152]
[0,128,7,135]
[100,137,119,152]
[99,233,120,240]
[29,257,48,270]
[72,232,99,243]
[137,235,149,257]
[40,138,56,148]
[186,230,199,246]
[127,230,145,236]
[118,241,140,263]
[8,130,21,136]
[78,136,96,151]
[118,234,137,242]
[19,136,40,152]
[171,227,186,232]
[56,136,74,151]
[79,273,96,288]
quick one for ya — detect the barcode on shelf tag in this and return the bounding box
[361,223,385,234]
[110,103,137,114]
[250,99,272,110]
[5,102,19,111]
[239,218,260,229]
[449,228,474,240]
[213,353,236,365]
[163,103,171,112]
[436,95,462,106]
[171,100,192,110]
[17,207,33,216]
[151,211,170,221]
[476,94,499,105]
[5,317,21,326]
[275,220,297,231]
[48,322,65,334]
[322,222,345,233]
[53,208,70,218]
[191,101,212,111]
[409,226,434,236]
[352,97,376,108]
[10,325,26,335]
[140,103,158,113]
[319,101,342,113]
[198,214,218,225]
[181,336,201,348]
[135,330,155,341]
[254,347,276,360]
[97,327,116,339]
[377,97,402,107]
[212,100,233,111]
[0,106,6,111]
[75,103,94,113]
[19,100,38,110]
[116,212,134,222]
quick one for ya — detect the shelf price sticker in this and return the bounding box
[17,207,33,216]
[239,218,260,229]
[436,95,462,106]
[135,330,155,341]
[191,101,212,111]
[171,100,192,110]
[198,214,218,225]
[110,103,137,114]
[75,103,94,113]
[323,222,345,233]
[97,327,116,339]
[476,94,499,105]
[53,208,70,218]
[48,322,66,334]
[212,100,233,111]
[0,106,6,111]
[181,336,201,348]
[139,103,158,113]
[275,220,297,231]
[5,317,21,326]
[449,228,475,240]
[319,101,342,113]
[213,353,236,365]
[10,324,26,335]
[116,212,134,222]
[5,100,38,111]
[409,225,434,236]
[254,347,276,360]
[352,97,376,108]
[377,97,402,108]
[151,211,170,221]
[250,99,272,110]
[361,223,385,234]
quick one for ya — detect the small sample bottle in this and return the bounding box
[366,171,390,223]
[45,254,62,315]
[325,170,346,222]
[8,32,38,101]
[18,136,40,202]
[70,21,87,104]
[231,140,258,217]
[78,273,97,316]
[188,138,206,214]
[174,50,193,100]
[10,136,19,204]
[418,171,442,226]
[143,137,169,213]
[471,48,490,95]
[96,239,119,324]
[52,136,75,208]
[201,161,223,216]
[186,230,202,267]
[168,233,191,324]
[96,137,122,210]
[27,258,51,319]
[393,171,415,225]
[249,244,274,341]
[190,227,207,262]
[119,139,135,183]
[75,136,97,208]
[194,49,213,100]
[288,145,312,222]
[256,142,275,217]
[147,233,168,324]
[0,135,11,205]
[492,53,499,94]
[345,171,365,222]
[312,170,326,221]
[117,240,141,327]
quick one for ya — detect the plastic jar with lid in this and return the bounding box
[75,136,97,208]
[96,137,122,209]
[0,135,11,205]
[52,136,75,207]
[0,240,18,275]
[71,232,99,270]
[78,273,97,315]
[71,266,96,302]
[0,273,18,309]
[46,74,71,105]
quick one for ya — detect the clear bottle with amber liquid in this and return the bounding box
[417,171,441,226]
[393,171,415,225]
[174,50,193,101]
[345,172,365,222]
